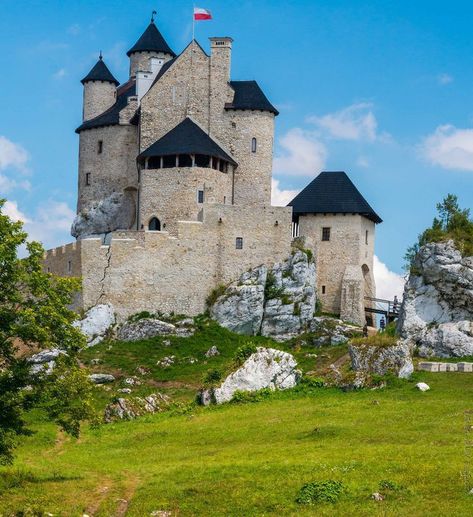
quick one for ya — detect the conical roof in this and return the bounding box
[81,56,119,86]
[127,22,175,57]
[288,171,382,223]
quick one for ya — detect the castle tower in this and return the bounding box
[288,171,382,325]
[80,55,119,121]
[127,20,176,79]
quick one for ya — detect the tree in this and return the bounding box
[0,199,95,464]
[404,194,473,271]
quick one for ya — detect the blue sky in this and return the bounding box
[1,0,473,297]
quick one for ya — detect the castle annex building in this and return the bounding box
[43,18,382,325]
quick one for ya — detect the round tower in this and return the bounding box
[81,54,119,121]
[127,18,176,78]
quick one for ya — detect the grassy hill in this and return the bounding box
[1,320,472,516]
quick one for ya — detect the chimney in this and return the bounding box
[209,37,233,83]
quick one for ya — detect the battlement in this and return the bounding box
[43,241,82,277]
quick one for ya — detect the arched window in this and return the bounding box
[251,138,257,153]
[148,217,161,231]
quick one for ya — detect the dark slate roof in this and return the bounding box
[138,117,237,165]
[81,57,119,86]
[288,171,382,223]
[226,81,279,116]
[127,22,175,57]
[76,80,136,133]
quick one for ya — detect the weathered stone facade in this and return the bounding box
[43,19,380,325]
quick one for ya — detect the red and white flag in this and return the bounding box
[194,7,212,20]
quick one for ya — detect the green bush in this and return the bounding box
[350,334,398,348]
[296,480,344,505]
[264,271,285,300]
[206,284,227,308]
[231,388,273,404]
[202,369,223,387]
[234,342,258,365]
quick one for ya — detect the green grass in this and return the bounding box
[1,322,473,516]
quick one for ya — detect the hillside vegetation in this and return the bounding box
[0,321,472,516]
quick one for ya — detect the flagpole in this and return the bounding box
[192,4,195,42]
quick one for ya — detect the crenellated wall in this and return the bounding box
[44,203,293,321]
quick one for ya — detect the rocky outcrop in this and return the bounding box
[117,317,195,342]
[89,373,115,384]
[310,317,362,346]
[71,192,136,239]
[210,251,316,341]
[104,392,171,422]
[201,347,300,405]
[349,341,414,379]
[28,348,65,375]
[398,241,473,357]
[74,304,115,346]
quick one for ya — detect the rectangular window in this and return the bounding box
[98,140,103,154]
[322,286,326,294]
[236,237,243,249]
[322,227,331,241]
[67,261,72,273]
[198,190,204,204]
[365,230,369,245]
[85,173,91,186]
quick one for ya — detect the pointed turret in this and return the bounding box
[127,19,175,78]
[81,54,119,122]
[81,55,119,86]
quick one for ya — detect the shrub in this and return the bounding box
[384,321,398,337]
[350,334,398,348]
[296,480,344,505]
[264,271,285,300]
[202,369,223,387]
[127,311,155,323]
[234,342,258,365]
[231,388,273,404]
[206,284,227,308]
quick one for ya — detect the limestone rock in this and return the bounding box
[371,493,385,502]
[201,347,300,405]
[74,304,115,346]
[416,382,430,392]
[349,340,414,379]
[117,318,176,341]
[89,373,115,384]
[398,241,473,357]
[71,192,135,239]
[210,265,267,335]
[205,346,220,358]
[157,356,175,368]
[211,250,316,340]
[310,317,362,346]
[28,348,65,376]
[104,392,171,422]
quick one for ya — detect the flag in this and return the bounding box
[194,7,212,21]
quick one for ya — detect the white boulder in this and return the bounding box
[202,347,300,405]
[349,340,414,379]
[74,304,115,346]
[118,318,176,341]
[398,241,473,357]
[89,373,115,384]
[416,382,430,392]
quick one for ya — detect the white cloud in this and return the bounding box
[53,68,67,80]
[2,200,30,223]
[271,179,300,206]
[421,124,473,171]
[308,103,379,142]
[373,255,405,301]
[0,136,29,172]
[356,156,370,168]
[2,199,74,251]
[273,128,327,177]
[438,73,453,85]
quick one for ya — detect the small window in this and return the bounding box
[236,237,243,250]
[47,267,51,273]
[251,137,257,153]
[231,122,236,128]
[178,154,192,168]
[322,286,326,294]
[67,261,72,273]
[163,155,176,168]
[322,227,331,241]
[98,140,103,154]
[148,156,161,169]
[223,196,226,204]
[195,154,210,168]
[365,230,369,245]
[149,217,161,231]
[198,190,204,204]
[85,173,91,186]
[219,160,226,172]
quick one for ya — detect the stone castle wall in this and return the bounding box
[44,203,292,321]
[139,166,233,234]
[77,125,138,213]
[299,214,376,316]
[82,81,116,122]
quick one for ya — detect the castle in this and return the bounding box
[43,17,382,325]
